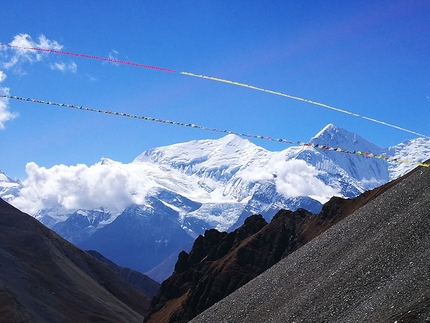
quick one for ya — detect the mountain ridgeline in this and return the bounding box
[1,124,429,282]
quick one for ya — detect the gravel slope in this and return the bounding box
[191,164,430,323]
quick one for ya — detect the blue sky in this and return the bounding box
[1,0,429,179]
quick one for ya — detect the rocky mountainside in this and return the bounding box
[0,198,150,323]
[190,160,430,322]
[143,170,409,323]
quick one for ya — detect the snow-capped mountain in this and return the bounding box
[387,137,430,179]
[0,171,21,200]
[1,124,429,281]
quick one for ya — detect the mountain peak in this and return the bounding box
[0,171,21,201]
[310,124,382,153]
[0,170,13,182]
[217,133,248,145]
[311,124,352,143]
[133,134,264,166]
[99,157,119,166]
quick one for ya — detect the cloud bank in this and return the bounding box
[273,159,340,202]
[11,161,156,215]
[240,158,340,202]
[10,158,340,216]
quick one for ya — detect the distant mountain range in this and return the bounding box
[2,160,428,322]
[1,124,429,281]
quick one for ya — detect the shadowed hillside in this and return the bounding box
[86,249,160,298]
[0,199,150,323]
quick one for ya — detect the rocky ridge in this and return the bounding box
[143,169,409,323]
[191,160,430,322]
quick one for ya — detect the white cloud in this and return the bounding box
[0,70,18,129]
[239,168,273,182]
[107,50,119,65]
[11,161,156,215]
[273,159,340,202]
[2,34,64,69]
[109,50,119,59]
[50,61,77,73]
[86,74,99,82]
[0,71,6,83]
[8,156,341,217]
[0,85,18,129]
[0,33,72,129]
[240,157,340,202]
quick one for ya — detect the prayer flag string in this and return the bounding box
[1,94,428,168]
[0,43,175,73]
[179,72,429,139]
[0,44,428,139]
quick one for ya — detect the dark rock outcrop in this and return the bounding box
[144,214,268,323]
[0,199,150,323]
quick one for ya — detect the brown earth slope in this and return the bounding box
[144,164,412,323]
[191,163,430,322]
[0,199,150,323]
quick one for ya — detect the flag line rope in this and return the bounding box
[0,43,175,73]
[1,43,428,139]
[179,72,429,138]
[1,94,428,168]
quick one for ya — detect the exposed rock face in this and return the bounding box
[144,182,388,323]
[0,199,150,323]
[144,214,268,323]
